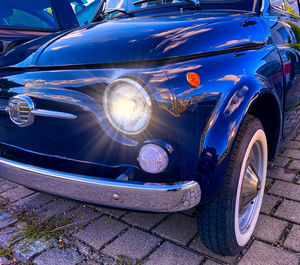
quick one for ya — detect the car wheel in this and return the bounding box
[197,114,267,256]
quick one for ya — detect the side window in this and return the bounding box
[271,0,286,10]
[285,0,300,16]
[69,0,101,26]
[0,1,59,29]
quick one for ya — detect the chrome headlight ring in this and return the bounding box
[103,78,152,135]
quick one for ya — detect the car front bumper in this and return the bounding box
[0,157,201,212]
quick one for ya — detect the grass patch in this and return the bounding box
[286,158,294,168]
[0,199,73,249]
[0,246,13,259]
[0,198,82,264]
[13,211,73,244]
[278,147,286,156]
[0,199,11,214]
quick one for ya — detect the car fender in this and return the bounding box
[197,74,282,203]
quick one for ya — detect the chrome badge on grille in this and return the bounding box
[4,94,77,127]
[8,95,35,127]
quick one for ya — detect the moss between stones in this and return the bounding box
[0,199,74,261]
[116,254,144,265]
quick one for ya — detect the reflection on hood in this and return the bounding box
[1,10,265,68]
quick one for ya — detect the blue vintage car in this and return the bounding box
[0,0,299,256]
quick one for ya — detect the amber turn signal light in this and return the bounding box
[186,72,200,87]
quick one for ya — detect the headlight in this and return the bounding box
[104,78,152,135]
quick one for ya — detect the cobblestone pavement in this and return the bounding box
[0,131,300,265]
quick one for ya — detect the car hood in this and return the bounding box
[2,10,265,68]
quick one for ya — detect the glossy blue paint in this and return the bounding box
[0,0,298,204]
[1,10,265,67]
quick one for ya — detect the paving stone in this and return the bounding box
[15,192,54,209]
[13,237,55,264]
[268,181,300,201]
[79,260,100,265]
[0,212,17,229]
[0,181,18,193]
[182,207,196,217]
[265,177,273,191]
[74,216,127,250]
[33,248,84,265]
[152,213,197,245]
[284,224,300,252]
[253,215,287,243]
[75,240,93,257]
[294,133,300,141]
[101,227,161,260]
[95,253,116,264]
[267,166,296,182]
[121,212,166,230]
[282,149,300,159]
[274,200,300,223]
[203,260,222,265]
[189,236,238,264]
[1,186,34,203]
[288,159,300,170]
[37,198,79,218]
[66,206,101,232]
[285,140,300,150]
[261,194,279,214]
[0,223,25,248]
[239,240,299,265]
[95,206,126,218]
[272,156,290,167]
[144,241,203,265]
[0,256,10,264]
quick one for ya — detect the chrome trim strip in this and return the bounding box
[0,157,201,212]
[0,106,7,112]
[0,105,77,120]
[31,109,77,119]
[261,0,265,13]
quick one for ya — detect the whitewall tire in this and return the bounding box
[197,114,268,256]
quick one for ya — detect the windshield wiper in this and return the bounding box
[93,0,200,22]
[95,8,134,21]
[133,0,200,8]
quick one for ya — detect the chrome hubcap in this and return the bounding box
[238,141,263,234]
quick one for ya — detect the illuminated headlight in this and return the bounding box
[104,78,152,135]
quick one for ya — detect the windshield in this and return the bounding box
[97,0,257,20]
[200,0,245,2]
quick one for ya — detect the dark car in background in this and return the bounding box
[0,0,101,55]
[0,0,299,257]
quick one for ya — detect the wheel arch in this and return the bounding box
[197,77,282,203]
[247,92,282,161]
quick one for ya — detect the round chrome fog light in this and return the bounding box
[138,144,169,174]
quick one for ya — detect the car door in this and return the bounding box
[0,0,78,55]
[265,0,300,137]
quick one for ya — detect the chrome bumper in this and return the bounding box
[0,157,201,212]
